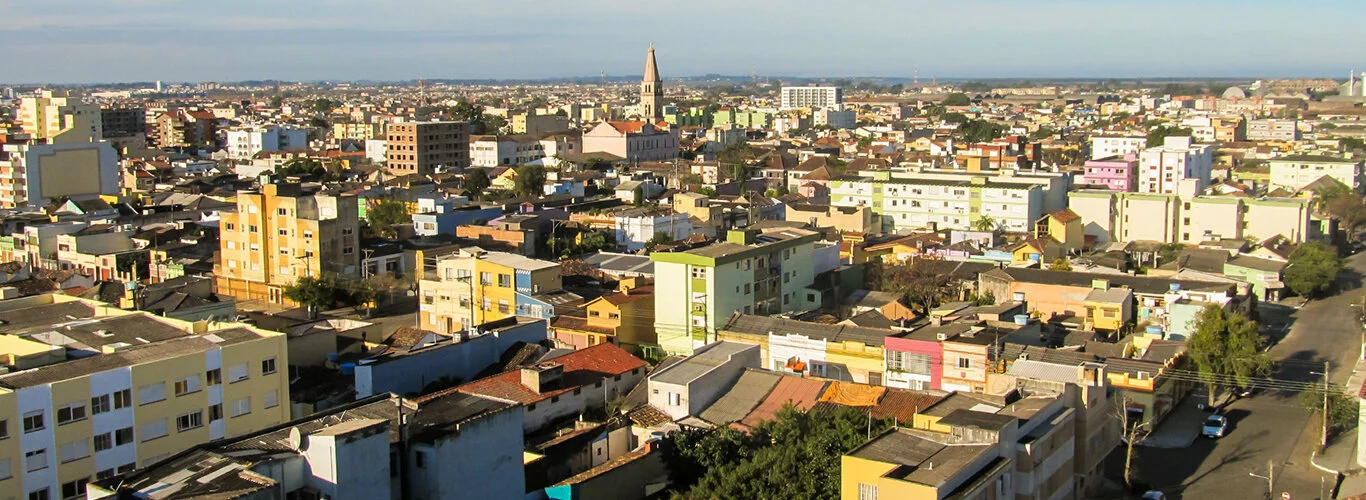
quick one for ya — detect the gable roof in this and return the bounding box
[445,343,645,405]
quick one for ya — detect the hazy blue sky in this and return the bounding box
[3,0,1365,83]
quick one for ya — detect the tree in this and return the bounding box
[464,168,491,196]
[367,197,411,238]
[1114,395,1151,490]
[1301,390,1359,438]
[513,164,547,198]
[283,275,338,319]
[1185,305,1272,406]
[1048,258,1072,271]
[957,120,1008,143]
[878,261,952,313]
[1030,127,1057,140]
[698,187,717,197]
[1145,126,1193,147]
[1284,241,1342,298]
[644,231,673,252]
[942,112,970,125]
[972,215,998,232]
[943,92,972,106]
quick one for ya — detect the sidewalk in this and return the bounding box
[1138,393,1206,449]
[1312,427,1360,475]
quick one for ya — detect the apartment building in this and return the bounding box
[385,121,471,175]
[225,125,309,160]
[332,121,384,141]
[18,91,102,142]
[148,109,217,149]
[829,168,1061,234]
[417,248,561,335]
[510,111,570,135]
[0,138,120,209]
[99,108,145,142]
[612,207,694,252]
[780,86,843,110]
[1246,118,1299,142]
[1071,190,1320,245]
[1081,154,1138,191]
[1089,135,1146,161]
[651,227,832,356]
[582,121,679,162]
[469,132,580,168]
[1268,154,1363,192]
[215,181,361,304]
[0,294,290,500]
[1138,136,1215,195]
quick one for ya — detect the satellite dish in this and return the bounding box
[287,427,307,452]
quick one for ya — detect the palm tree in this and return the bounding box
[973,216,998,232]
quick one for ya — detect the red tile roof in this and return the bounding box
[1047,208,1081,224]
[869,388,946,424]
[442,343,645,405]
[607,121,648,134]
[736,375,828,430]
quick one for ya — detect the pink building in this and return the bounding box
[1083,154,1139,192]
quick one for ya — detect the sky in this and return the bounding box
[3,0,1365,84]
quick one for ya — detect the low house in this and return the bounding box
[647,341,761,421]
[1222,255,1287,301]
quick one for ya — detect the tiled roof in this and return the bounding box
[870,388,946,424]
[550,315,615,335]
[1047,208,1081,223]
[445,343,645,405]
[737,375,828,430]
[697,369,781,426]
[598,286,654,306]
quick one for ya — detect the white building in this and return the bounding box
[0,139,120,209]
[1247,118,1299,142]
[365,139,387,163]
[1268,154,1362,192]
[813,108,856,129]
[647,341,761,421]
[226,125,309,160]
[780,86,843,110]
[1089,135,1147,160]
[613,208,693,251]
[828,168,1065,233]
[1138,136,1215,195]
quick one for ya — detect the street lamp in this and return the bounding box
[1250,459,1274,499]
[1311,362,1331,448]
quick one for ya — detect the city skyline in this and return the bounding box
[3,0,1366,84]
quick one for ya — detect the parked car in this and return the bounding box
[1202,415,1229,438]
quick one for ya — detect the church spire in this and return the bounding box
[643,44,660,83]
[641,45,663,122]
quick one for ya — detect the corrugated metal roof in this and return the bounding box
[698,370,781,426]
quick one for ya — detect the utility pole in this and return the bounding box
[1323,361,1330,448]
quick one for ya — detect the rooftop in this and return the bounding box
[722,314,895,347]
[650,340,755,385]
[448,342,645,405]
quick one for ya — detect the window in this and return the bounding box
[0,458,8,480]
[482,297,492,311]
[668,392,681,406]
[28,488,48,500]
[174,376,201,396]
[225,223,235,231]
[264,390,279,409]
[209,404,223,421]
[117,462,136,474]
[141,419,167,441]
[690,267,706,279]
[957,358,972,369]
[228,363,249,383]
[176,411,203,432]
[479,272,493,285]
[498,274,512,288]
[248,225,258,233]
[90,395,111,415]
[743,283,751,295]
[498,300,509,314]
[261,358,277,375]
[113,389,132,409]
[25,449,46,472]
[22,410,44,433]
[58,439,88,463]
[56,403,86,425]
[277,208,288,216]
[94,432,113,452]
[231,397,251,417]
[138,382,166,404]
[206,369,222,386]
[415,450,427,469]
[278,229,289,236]
[114,427,134,446]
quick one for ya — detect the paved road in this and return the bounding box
[1124,250,1366,500]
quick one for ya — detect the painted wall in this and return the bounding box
[354,320,548,397]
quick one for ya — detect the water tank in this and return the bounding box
[1145,325,1164,336]
[340,363,356,375]
[1169,283,1181,292]
[1012,292,1026,302]
[1014,314,1029,326]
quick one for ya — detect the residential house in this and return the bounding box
[646,341,761,421]
[417,248,561,335]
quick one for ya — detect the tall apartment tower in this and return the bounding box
[18,90,102,142]
[642,45,663,123]
[384,121,470,175]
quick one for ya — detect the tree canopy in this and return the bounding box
[870,260,953,313]
[957,120,1008,144]
[366,197,412,237]
[1284,241,1342,298]
[660,404,890,499]
[1145,126,1193,147]
[1048,258,1072,271]
[283,275,338,318]
[1185,305,1272,405]
[943,92,972,106]
[513,164,547,198]
[464,168,491,196]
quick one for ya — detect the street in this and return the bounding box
[1121,249,1366,500]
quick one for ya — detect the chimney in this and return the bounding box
[520,362,564,394]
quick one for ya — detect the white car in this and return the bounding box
[1202,415,1229,438]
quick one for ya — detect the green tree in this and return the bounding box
[942,112,969,125]
[283,275,338,319]
[279,157,324,177]
[1145,126,1193,147]
[367,197,411,238]
[972,215,998,232]
[1284,241,1342,298]
[1048,258,1072,271]
[878,261,952,314]
[1030,127,1057,140]
[644,231,673,252]
[1186,305,1272,406]
[464,168,491,196]
[943,92,972,106]
[957,120,1007,143]
[1301,390,1359,438]
[698,187,717,197]
[513,164,547,198]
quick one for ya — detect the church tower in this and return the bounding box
[642,45,663,123]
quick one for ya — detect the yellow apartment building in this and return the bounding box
[216,181,360,304]
[0,294,290,500]
[418,248,561,335]
[18,91,102,143]
[551,278,655,350]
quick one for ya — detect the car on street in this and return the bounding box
[1202,415,1229,438]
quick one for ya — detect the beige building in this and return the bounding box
[1268,154,1362,192]
[216,181,360,304]
[0,138,120,208]
[582,121,678,162]
[332,122,384,142]
[18,91,102,142]
[384,121,470,175]
[0,294,290,500]
[1073,190,1320,245]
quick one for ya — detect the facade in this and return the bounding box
[641,46,664,123]
[1074,190,1320,245]
[613,208,694,252]
[99,108,145,141]
[1137,136,1215,195]
[1268,154,1362,192]
[225,125,308,160]
[0,139,120,209]
[333,121,384,141]
[385,121,471,175]
[1081,154,1138,191]
[18,91,102,142]
[716,314,891,385]
[0,294,290,500]
[1089,135,1146,161]
[647,341,761,421]
[551,280,656,350]
[780,86,843,110]
[215,182,361,304]
[829,168,1064,234]
[417,248,561,335]
[582,121,679,162]
[1246,118,1299,142]
[148,109,217,149]
[651,227,828,355]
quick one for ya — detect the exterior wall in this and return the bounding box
[1089,136,1146,161]
[884,337,943,390]
[780,87,843,110]
[1068,191,1117,245]
[840,455,936,500]
[1244,198,1313,243]
[517,367,644,433]
[302,423,391,500]
[825,341,885,385]
[0,141,120,209]
[1081,156,1138,192]
[1247,119,1299,142]
[1182,198,1242,243]
[354,321,548,397]
[649,343,760,420]
[1115,194,1180,243]
[412,405,525,500]
[941,342,989,393]
[614,213,692,252]
[1137,137,1214,195]
[1269,157,1362,192]
[385,121,471,175]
